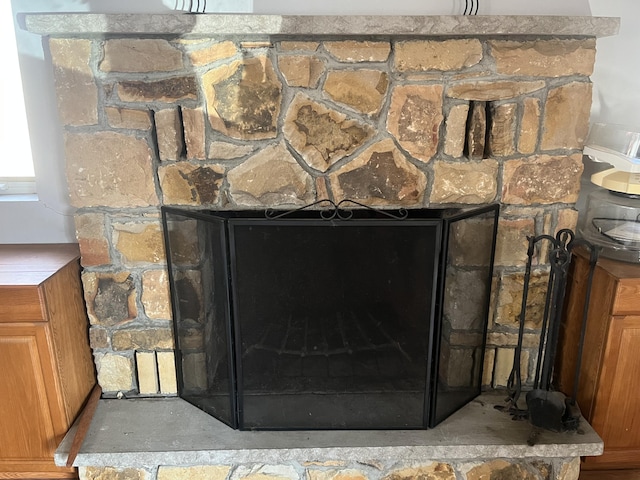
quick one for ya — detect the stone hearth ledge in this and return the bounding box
[21,13,619,37]
[55,393,603,468]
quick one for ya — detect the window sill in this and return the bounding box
[0,193,39,202]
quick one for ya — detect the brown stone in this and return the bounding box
[142,270,172,319]
[172,270,203,323]
[105,107,152,130]
[430,160,498,204]
[502,154,584,205]
[64,131,158,208]
[208,141,256,160]
[439,341,482,388]
[284,93,374,172]
[189,40,238,66]
[82,271,137,327]
[203,56,282,140]
[394,40,482,72]
[280,41,320,52]
[387,84,444,162]
[80,466,149,480]
[117,77,198,103]
[183,107,206,160]
[49,38,98,126]
[557,208,579,235]
[75,212,110,266]
[444,104,470,158]
[157,466,231,480]
[488,103,517,157]
[447,80,546,101]
[89,327,110,349]
[466,460,539,480]
[154,108,184,162]
[324,40,391,62]
[95,353,135,393]
[101,39,183,72]
[495,270,550,329]
[467,102,487,160]
[328,138,427,206]
[448,215,498,267]
[278,55,325,88]
[112,328,174,351]
[490,39,596,77]
[384,463,455,480]
[444,269,492,330]
[541,82,592,150]
[323,69,388,115]
[227,141,314,206]
[315,177,330,202]
[113,222,165,265]
[494,217,535,267]
[518,98,541,155]
[158,163,225,206]
[165,218,200,266]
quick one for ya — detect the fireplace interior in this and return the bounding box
[162,202,499,430]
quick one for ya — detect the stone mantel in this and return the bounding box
[21,13,619,38]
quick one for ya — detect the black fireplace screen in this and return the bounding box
[161,203,499,430]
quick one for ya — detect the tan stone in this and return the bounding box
[105,107,152,130]
[101,39,183,72]
[157,351,178,394]
[447,80,546,101]
[557,208,579,235]
[165,220,200,266]
[518,98,541,155]
[113,222,165,265]
[280,41,320,52]
[154,108,184,161]
[75,212,110,266]
[80,466,149,480]
[467,101,486,160]
[495,270,550,328]
[302,461,347,467]
[189,40,238,66]
[557,458,581,480]
[64,131,158,208]
[182,107,206,160]
[487,332,541,349]
[307,469,368,480]
[278,55,325,88]
[142,270,172,320]
[208,141,256,160]
[112,328,174,351]
[490,39,596,77]
[49,38,98,126]
[324,69,388,115]
[95,353,134,392]
[136,351,159,395]
[241,41,272,49]
[183,352,207,391]
[444,269,492,330]
[494,217,535,267]
[158,163,225,206]
[466,459,538,480]
[315,177,330,202]
[482,348,495,387]
[324,40,391,62]
[430,160,498,204]
[328,138,427,206]
[444,104,469,158]
[394,39,483,72]
[448,216,498,267]
[117,77,198,103]
[541,82,592,151]
[283,93,374,172]
[488,103,517,157]
[387,84,444,162]
[383,463,455,480]
[227,141,314,206]
[82,271,137,327]
[502,154,584,205]
[157,465,231,480]
[203,56,282,140]
[89,327,110,349]
[492,348,530,388]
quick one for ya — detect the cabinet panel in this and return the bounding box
[0,287,43,322]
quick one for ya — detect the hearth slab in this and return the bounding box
[55,393,603,467]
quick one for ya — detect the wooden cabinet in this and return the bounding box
[0,244,96,479]
[557,248,640,469]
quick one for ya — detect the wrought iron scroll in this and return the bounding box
[265,199,409,221]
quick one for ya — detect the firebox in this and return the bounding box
[161,201,499,430]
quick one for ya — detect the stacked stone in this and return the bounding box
[49,34,595,396]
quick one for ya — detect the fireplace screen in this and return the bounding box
[162,202,498,430]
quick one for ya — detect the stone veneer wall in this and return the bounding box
[48,33,595,397]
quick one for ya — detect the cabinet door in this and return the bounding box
[0,324,74,477]
[586,315,640,467]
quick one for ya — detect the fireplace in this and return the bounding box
[162,202,498,429]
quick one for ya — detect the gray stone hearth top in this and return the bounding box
[55,393,603,468]
[21,13,619,37]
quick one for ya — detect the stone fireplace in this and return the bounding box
[23,11,617,480]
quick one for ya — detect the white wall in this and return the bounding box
[1,0,633,244]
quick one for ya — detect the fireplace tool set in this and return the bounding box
[499,229,600,443]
